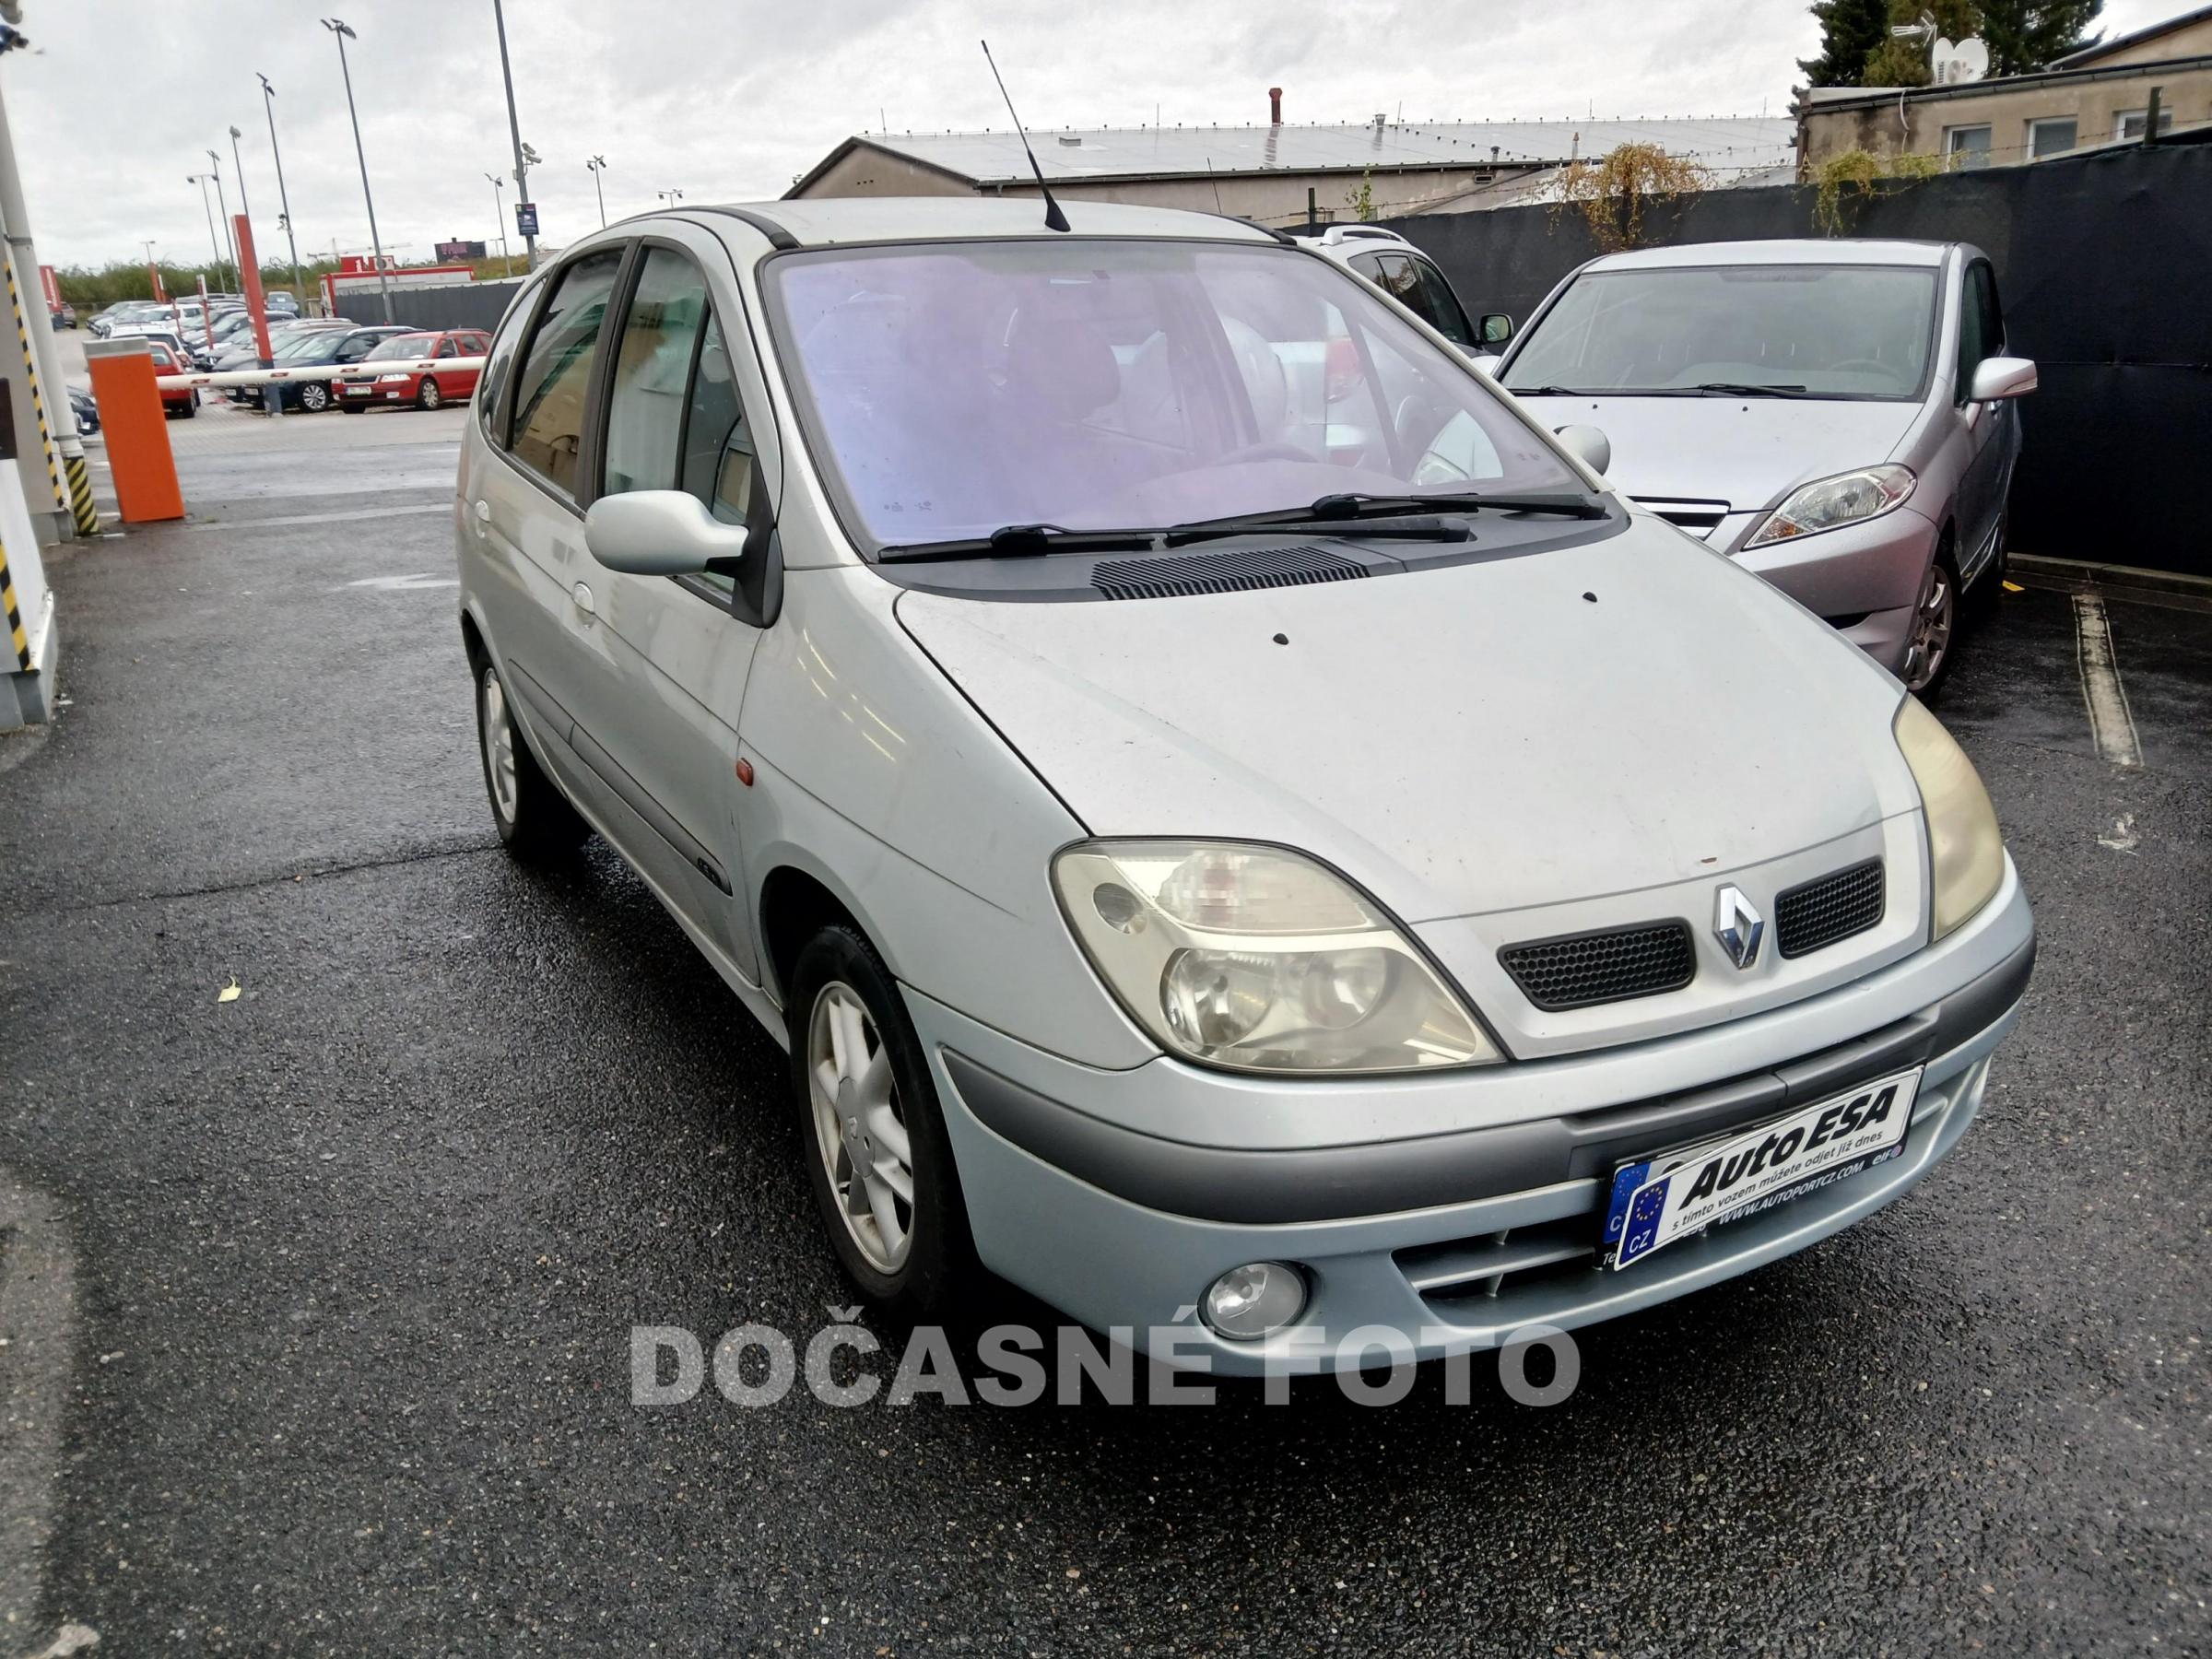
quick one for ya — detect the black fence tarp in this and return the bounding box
[1380,138,2212,576]
[353,277,528,335]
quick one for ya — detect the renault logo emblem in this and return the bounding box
[1713,886,1764,970]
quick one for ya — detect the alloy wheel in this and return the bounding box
[1904,562,1954,693]
[806,981,916,1273]
[419,379,442,410]
[480,667,518,825]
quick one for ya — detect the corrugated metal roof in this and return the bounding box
[835,117,1797,187]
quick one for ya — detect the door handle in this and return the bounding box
[472,499,490,538]
[571,581,595,617]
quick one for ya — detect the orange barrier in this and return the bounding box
[84,339,182,524]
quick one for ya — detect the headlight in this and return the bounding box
[1747,465,1915,548]
[1894,696,2004,938]
[377,371,410,383]
[1052,841,1499,1074]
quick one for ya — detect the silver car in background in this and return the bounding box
[1496,241,2036,694]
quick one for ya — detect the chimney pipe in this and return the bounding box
[1269,87,1283,125]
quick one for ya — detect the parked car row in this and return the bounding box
[453,198,2034,1372]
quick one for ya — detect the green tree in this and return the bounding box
[1975,0,2102,75]
[1800,0,1891,86]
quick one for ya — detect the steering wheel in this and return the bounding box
[1215,441,1312,466]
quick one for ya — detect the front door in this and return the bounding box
[559,229,778,979]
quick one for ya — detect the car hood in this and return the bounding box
[896,517,1921,924]
[1512,394,1919,513]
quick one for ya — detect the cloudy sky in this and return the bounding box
[6,0,2173,269]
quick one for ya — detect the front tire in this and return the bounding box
[418,378,444,411]
[474,660,586,857]
[1904,543,1960,700]
[788,925,980,1324]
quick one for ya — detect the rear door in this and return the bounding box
[557,228,776,975]
[468,246,627,818]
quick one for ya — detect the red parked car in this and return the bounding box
[147,341,199,419]
[338,328,490,412]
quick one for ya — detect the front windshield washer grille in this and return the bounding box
[1500,921,1697,1011]
[1090,546,1370,602]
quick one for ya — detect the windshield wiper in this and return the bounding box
[1166,516,1474,547]
[1507,384,1598,396]
[1636,382,1812,398]
[877,524,1162,562]
[1171,490,1605,537]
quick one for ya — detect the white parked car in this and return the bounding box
[454,199,2033,1373]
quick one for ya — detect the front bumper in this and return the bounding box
[912,863,2032,1376]
[1729,505,1941,678]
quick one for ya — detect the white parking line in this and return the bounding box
[2072,593,2144,769]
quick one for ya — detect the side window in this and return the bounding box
[337,334,380,363]
[602,247,712,496]
[1955,261,2000,402]
[1410,257,1474,347]
[477,303,531,440]
[437,337,458,359]
[681,313,755,530]
[509,249,624,494]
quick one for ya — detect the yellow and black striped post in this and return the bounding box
[1,531,29,674]
[2,255,94,536]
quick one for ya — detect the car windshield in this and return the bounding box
[1504,264,1940,401]
[764,237,1580,550]
[367,334,436,361]
[287,335,347,363]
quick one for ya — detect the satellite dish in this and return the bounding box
[1931,35,1990,84]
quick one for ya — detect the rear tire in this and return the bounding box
[788,924,982,1324]
[298,381,330,413]
[474,659,587,858]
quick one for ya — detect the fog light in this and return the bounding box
[1201,1261,1306,1340]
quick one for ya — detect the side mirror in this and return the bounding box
[585,489,747,577]
[1478,312,1513,346]
[1969,355,2037,402]
[1553,423,1611,476]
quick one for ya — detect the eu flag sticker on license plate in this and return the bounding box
[1601,1066,1922,1270]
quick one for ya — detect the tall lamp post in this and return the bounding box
[491,0,536,268]
[484,172,511,276]
[586,155,607,228]
[256,74,307,308]
[227,125,255,289]
[206,148,239,288]
[321,18,394,323]
[655,188,683,208]
[186,172,225,288]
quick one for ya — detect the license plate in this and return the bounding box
[1600,1066,1921,1270]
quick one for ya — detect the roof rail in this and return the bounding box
[690,205,801,251]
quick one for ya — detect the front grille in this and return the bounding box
[1630,497,1730,541]
[1499,920,1696,1011]
[1775,859,1886,959]
[1090,546,1369,602]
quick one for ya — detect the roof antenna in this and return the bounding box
[980,39,1071,232]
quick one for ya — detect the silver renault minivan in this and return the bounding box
[1496,241,2034,695]
[454,199,2034,1374]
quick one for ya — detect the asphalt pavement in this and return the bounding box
[0,418,2206,1655]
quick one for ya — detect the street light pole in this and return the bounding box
[206,149,238,288]
[256,74,307,308]
[484,172,510,276]
[490,0,536,268]
[186,172,225,287]
[586,155,606,228]
[227,125,254,290]
[656,188,683,208]
[321,18,394,323]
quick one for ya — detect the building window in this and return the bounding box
[2116,108,2175,141]
[2028,117,2077,158]
[1945,124,1993,169]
